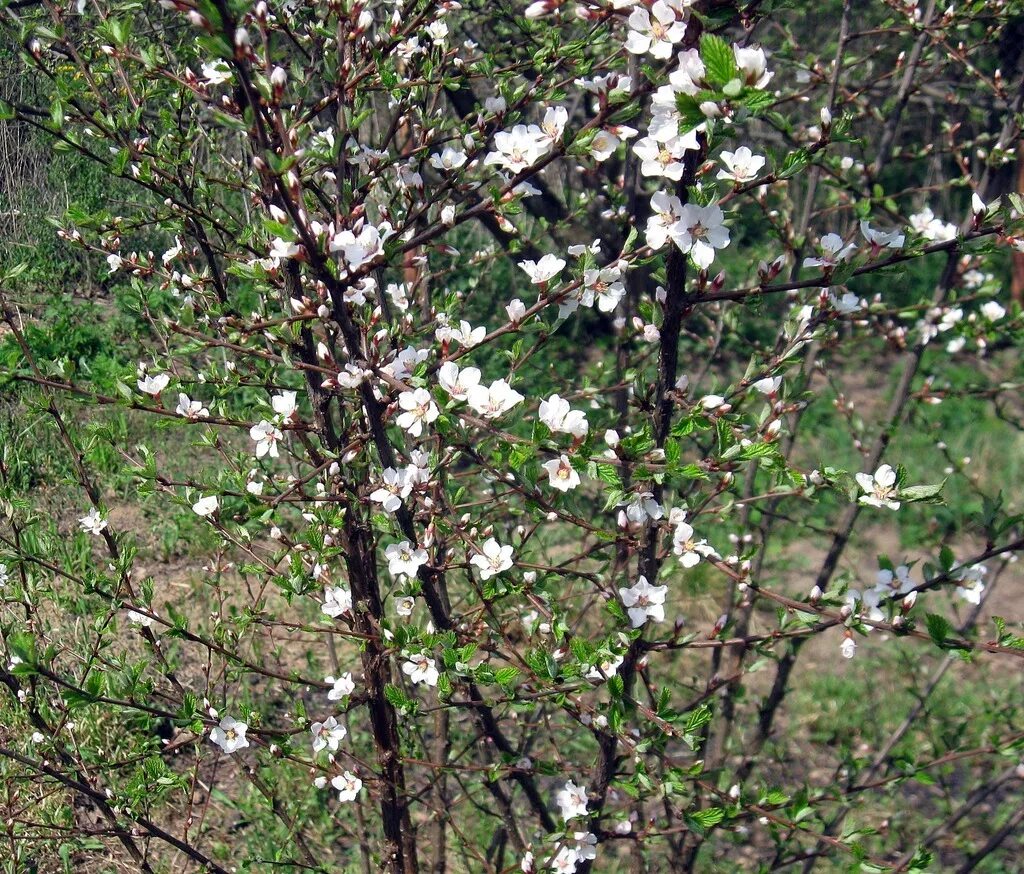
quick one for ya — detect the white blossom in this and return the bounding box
[874,565,914,598]
[856,464,900,510]
[646,190,684,250]
[619,575,668,627]
[191,495,218,517]
[506,298,527,323]
[470,538,514,579]
[438,362,482,401]
[386,540,428,578]
[250,420,283,458]
[201,60,232,85]
[325,673,355,701]
[78,508,108,535]
[803,233,855,269]
[539,394,589,438]
[633,134,698,180]
[329,223,387,271]
[672,516,716,567]
[425,19,448,43]
[751,376,781,395]
[860,220,905,251]
[717,147,766,183]
[829,291,864,313]
[589,127,632,162]
[210,716,249,754]
[980,301,1006,321]
[953,563,987,605]
[585,653,625,681]
[370,467,413,513]
[484,124,549,172]
[176,393,209,419]
[733,44,772,88]
[332,771,363,802]
[466,379,524,418]
[582,264,627,313]
[550,846,580,874]
[519,254,566,284]
[269,237,301,261]
[625,2,687,59]
[138,373,170,396]
[556,780,590,820]
[383,346,429,382]
[846,587,884,623]
[909,208,957,242]
[540,105,569,142]
[429,146,468,171]
[671,202,730,268]
[322,585,353,618]
[272,390,298,421]
[573,832,597,862]
[402,652,439,686]
[618,492,663,528]
[310,716,347,753]
[396,388,439,437]
[542,455,581,492]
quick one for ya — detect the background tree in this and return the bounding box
[1,0,1023,871]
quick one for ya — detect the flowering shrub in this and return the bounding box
[1,0,1024,871]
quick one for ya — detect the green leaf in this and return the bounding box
[569,638,594,662]
[685,703,713,734]
[900,482,944,502]
[384,684,410,709]
[907,849,934,872]
[736,442,779,462]
[508,445,532,471]
[925,613,951,648]
[494,666,519,686]
[686,806,725,835]
[591,462,623,489]
[675,94,709,134]
[743,89,775,113]
[700,34,736,86]
[778,148,811,179]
